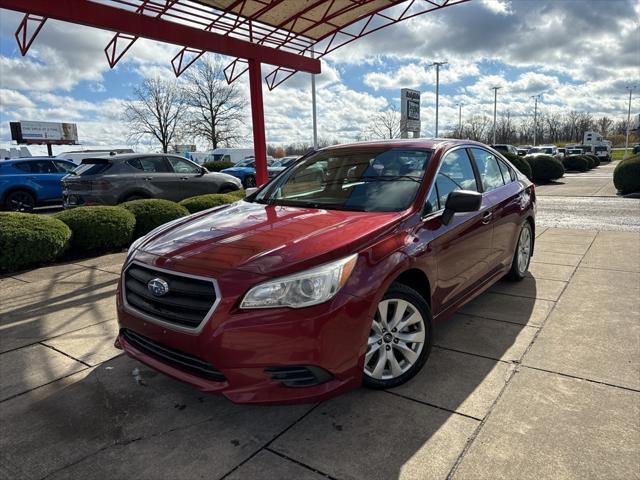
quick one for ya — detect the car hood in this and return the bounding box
[138,201,402,277]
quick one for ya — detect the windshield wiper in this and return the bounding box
[359,175,422,183]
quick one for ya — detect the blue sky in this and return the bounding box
[0,0,638,153]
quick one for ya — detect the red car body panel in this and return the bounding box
[116,139,535,404]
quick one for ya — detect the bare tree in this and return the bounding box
[463,115,491,142]
[183,57,247,150]
[123,77,187,153]
[365,108,401,139]
[596,116,613,137]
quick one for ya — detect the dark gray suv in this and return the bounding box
[62,154,242,207]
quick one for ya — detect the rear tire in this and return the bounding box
[363,283,432,389]
[5,190,35,211]
[506,221,533,281]
[243,175,256,189]
[121,194,148,203]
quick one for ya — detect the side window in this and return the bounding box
[471,148,505,192]
[30,161,57,174]
[53,160,75,173]
[127,158,142,170]
[222,155,231,162]
[168,157,200,174]
[434,149,478,208]
[424,187,439,215]
[135,157,171,173]
[13,162,33,173]
[497,159,513,183]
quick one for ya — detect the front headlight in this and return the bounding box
[126,235,144,260]
[240,254,358,309]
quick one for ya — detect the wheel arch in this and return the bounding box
[390,268,432,309]
[2,185,38,205]
[117,189,151,204]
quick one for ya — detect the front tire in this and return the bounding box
[506,221,533,281]
[243,175,256,189]
[363,283,432,389]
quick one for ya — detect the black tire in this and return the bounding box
[120,193,148,203]
[243,175,256,189]
[363,282,432,389]
[5,190,36,211]
[506,221,533,281]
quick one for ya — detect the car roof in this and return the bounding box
[2,157,72,163]
[84,153,188,162]
[320,138,486,152]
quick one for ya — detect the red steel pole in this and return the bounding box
[248,59,268,187]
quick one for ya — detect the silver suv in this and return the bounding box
[62,154,241,208]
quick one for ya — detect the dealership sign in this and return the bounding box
[10,121,79,144]
[400,89,421,137]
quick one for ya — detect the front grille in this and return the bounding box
[122,329,225,382]
[124,263,217,330]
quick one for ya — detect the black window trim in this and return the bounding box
[468,146,514,193]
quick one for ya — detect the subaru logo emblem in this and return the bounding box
[147,278,169,297]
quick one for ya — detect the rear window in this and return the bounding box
[74,158,111,176]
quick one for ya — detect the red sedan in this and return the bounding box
[115,139,535,404]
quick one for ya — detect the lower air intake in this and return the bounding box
[265,365,333,388]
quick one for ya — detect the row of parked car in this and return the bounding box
[0,154,243,211]
[492,144,611,162]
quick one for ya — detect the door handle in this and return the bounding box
[482,211,493,224]
[180,177,188,180]
[143,177,152,181]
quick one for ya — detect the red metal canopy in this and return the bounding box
[1,0,469,185]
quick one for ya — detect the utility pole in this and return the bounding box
[491,87,501,144]
[531,93,542,146]
[311,48,318,149]
[625,85,636,159]
[432,61,447,137]
[456,102,463,137]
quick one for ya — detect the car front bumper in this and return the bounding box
[115,267,372,404]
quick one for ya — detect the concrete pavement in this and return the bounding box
[1,228,639,479]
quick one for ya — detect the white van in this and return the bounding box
[207,148,254,164]
[57,149,134,164]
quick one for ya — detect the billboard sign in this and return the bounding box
[10,121,79,144]
[400,89,421,137]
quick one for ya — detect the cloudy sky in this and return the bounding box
[0,0,638,153]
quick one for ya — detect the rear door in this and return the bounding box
[469,147,524,270]
[166,156,218,198]
[18,160,64,202]
[417,147,495,312]
[129,156,178,200]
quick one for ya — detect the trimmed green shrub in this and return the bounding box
[613,154,640,195]
[54,206,135,252]
[179,193,238,214]
[202,161,234,172]
[225,189,246,200]
[526,155,564,183]
[585,154,600,168]
[503,152,533,181]
[0,213,71,273]
[563,154,589,172]
[121,199,189,240]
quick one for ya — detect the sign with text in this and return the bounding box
[10,121,79,145]
[400,89,421,137]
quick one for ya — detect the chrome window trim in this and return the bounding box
[122,259,222,335]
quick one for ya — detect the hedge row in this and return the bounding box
[502,152,533,181]
[0,193,243,273]
[202,160,234,172]
[613,153,640,195]
[523,155,565,183]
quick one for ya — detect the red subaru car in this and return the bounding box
[116,139,535,404]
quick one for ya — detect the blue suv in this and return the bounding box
[0,157,76,211]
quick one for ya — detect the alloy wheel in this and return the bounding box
[7,192,35,211]
[517,225,532,274]
[365,299,426,380]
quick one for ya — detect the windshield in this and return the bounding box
[254,148,432,212]
[528,147,553,154]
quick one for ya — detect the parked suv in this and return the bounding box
[491,144,519,156]
[116,139,535,404]
[0,157,76,210]
[62,153,241,207]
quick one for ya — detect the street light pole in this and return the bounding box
[311,48,318,149]
[432,61,447,137]
[624,85,636,159]
[456,102,463,137]
[491,87,501,145]
[531,93,542,146]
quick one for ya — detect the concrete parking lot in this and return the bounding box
[1,221,638,480]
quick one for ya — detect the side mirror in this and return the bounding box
[199,167,207,176]
[442,190,482,226]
